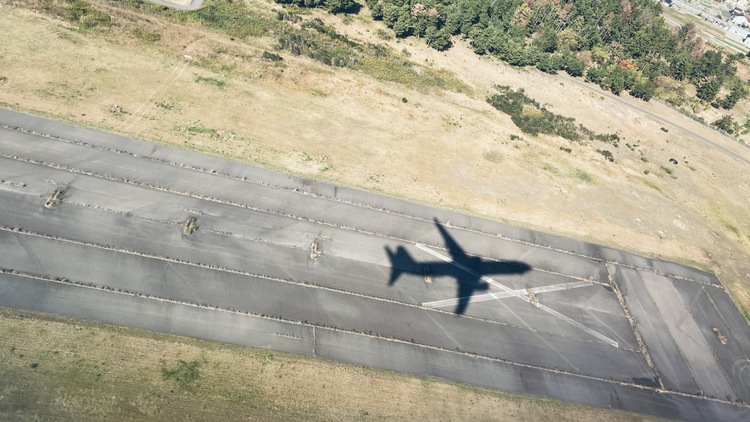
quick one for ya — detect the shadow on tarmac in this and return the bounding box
[385,218,532,315]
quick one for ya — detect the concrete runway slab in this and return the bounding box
[1,108,749,420]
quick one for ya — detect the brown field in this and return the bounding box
[0,0,749,419]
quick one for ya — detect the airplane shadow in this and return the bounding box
[385,218,532,315]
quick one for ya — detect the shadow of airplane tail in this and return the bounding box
[385,245,414,285]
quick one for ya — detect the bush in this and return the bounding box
[262,51,284,62]
[712,115,736,134]
[133,28,161,43]
[426,29,452,51]
[66,0,111,29]
[597,149,614,162]
[195,76,226,88]
[275,0,358,14]
[487,86,616,142]
[161,359,201,390]
[630,80,656,101]
[696,77,723,102]
[563,55,585,77]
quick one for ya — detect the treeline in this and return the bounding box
[275,0,360,14]
[279,0,746,107]
[365,0,744,104]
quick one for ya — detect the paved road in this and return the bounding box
[146,0,203,11]
[0,108,748,420]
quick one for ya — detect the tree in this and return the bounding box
[696,77,723,102]
[691,50,723,83]
[534,29,558,53]
[677,22,701,54]
[563,54,586,77]
[369,2,384,20]
[669,53,692,81]
[630,79,655,101]
[469,26,495,54]
[383,4,412,37]
[712,115,736,134]
[585,66,608,87]
[610,67,626,95]
[623,70,638,90]
[499,39,529,67]
[534,53,562,74]
[427,28,452,51]
[324,0,357,14]
[713,83,745,109]
[276,0,355,14]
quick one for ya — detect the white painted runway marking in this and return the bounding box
[415,243,619,348]
[422,280,594,308]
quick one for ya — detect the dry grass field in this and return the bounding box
[0,0,749,418]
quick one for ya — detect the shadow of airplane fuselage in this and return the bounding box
[386,219,532,315]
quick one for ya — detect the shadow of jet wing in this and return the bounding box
[434,218,467,261]
[454,273,490,315]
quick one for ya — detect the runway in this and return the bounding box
[0,109,748,420]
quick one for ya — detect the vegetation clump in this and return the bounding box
[132,28,161,43]
[712,115,737,135]
[275,0,359,14]
[66,0,112,29]
[597,149,614,162]
[574,170,594,184]
[195,75,227,88]
[262,51,284,62]
[161,359,202,391]
[183,216,198,236]
[44,189,64,209]
[486,85,617,142]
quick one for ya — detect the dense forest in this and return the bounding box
[278,0,746,108]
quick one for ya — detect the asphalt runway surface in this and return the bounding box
[0,109,748,420]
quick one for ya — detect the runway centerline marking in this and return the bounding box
[415,243,619,348]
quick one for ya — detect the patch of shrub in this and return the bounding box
[161,359,201,390]
[376,28,393,41]
[183,216,198,236]
[712,115,736,134]
[188,2,281,39]
[277,21,358,67]
[187,123,217,135]
[275,0,359,14]
[597,149,614,162]
[574,170,594,184]
[133,28,161,43]
[262,51,284,62]
[195,76,226,88]
[66,0,111,29]
[486,86,617,142]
